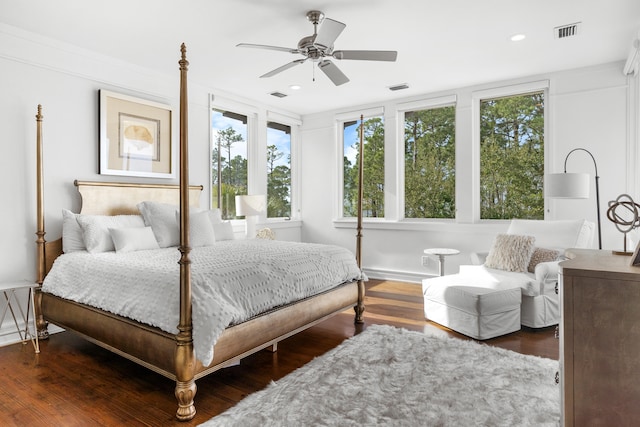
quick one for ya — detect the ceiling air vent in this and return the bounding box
[389,83,409,92]
[270,91,287,98]
[555,22,581,39]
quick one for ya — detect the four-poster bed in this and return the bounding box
[34,44,366,421]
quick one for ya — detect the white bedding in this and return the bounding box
[42,239,363,366]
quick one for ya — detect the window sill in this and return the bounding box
[332,218,510,232]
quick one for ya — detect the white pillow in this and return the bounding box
[109,227,160,253]
[76,214,145,253]
[213,221,235,241]
[485,233,535,273]
[174,210,217,247]
[62,209,86,252]
[137,202,184,248]
[207,208,223,225]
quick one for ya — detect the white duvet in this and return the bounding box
[42,239,363,366]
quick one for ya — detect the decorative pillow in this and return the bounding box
[138,202,200,248]
[109,226,160,253]
[213,221,235,241]
[76,214,145,253]
[527,247,561,273]
[485,233,536,272]
[206,208,223,225]
[62,209,86,253]
[174,210,217,247]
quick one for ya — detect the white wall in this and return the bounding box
[300,62,638,282]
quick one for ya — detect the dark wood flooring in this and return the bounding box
[0,280,558,426]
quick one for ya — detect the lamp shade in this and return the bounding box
[235,195,266,216]
[546,173,590,199]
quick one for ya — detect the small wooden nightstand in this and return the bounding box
[0,280,40,353]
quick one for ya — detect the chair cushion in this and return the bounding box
[507,219,593,250]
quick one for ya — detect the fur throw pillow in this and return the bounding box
[527,247,561,273]
[485,234,536,272]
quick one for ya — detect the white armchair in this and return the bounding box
[468,219,595,328]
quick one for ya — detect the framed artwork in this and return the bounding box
[99,90,174,178]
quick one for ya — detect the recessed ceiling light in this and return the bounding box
[289,85,301,90]
[510,34,526,42]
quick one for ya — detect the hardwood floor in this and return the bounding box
[0,280,558,426]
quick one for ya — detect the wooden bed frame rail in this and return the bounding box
[34,44,366,422]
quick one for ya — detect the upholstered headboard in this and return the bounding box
[74,180,203,215]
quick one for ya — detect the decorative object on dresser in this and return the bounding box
[200,324,560,426]
[546,147,602,249]
[559,249,640,426]
[605,193,640,255]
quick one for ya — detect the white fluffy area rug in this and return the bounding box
[200,324,559,427]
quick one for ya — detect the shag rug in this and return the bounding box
[200,324,559,427]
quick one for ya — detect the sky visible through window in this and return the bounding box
[343,121,359,164]
[267,126,290,168]
[211,110,247,159]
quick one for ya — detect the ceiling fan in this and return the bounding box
[237,10,398,86]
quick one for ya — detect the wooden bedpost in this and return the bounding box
[354,114,365,323]
[174,43,197,421]
[34,104,50,339]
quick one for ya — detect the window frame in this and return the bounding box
[335,106,385,220]
[265,110,301,221]
[397,95,457,221]
[471,80,550,222]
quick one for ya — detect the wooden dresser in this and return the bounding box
[559,249,640,426]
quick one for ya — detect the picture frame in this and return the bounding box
[630,240,640,266]
[99,90,174,178]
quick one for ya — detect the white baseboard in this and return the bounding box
[362,267,435,284]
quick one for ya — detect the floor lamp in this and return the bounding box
[546,148,602,249]
[235,195,266,239]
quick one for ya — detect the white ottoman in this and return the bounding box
[422,274,522,340]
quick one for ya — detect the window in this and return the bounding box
[342,116,385,218]
[266,121,291,218]
[479,91,545,219]
[404,105,456,219]
[211,108,248,219]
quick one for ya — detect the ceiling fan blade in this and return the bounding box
[314,18,346,49]
[318,60,349,86]
[260,59,307,78]
[332,50,398,61]
[237,43,299,54]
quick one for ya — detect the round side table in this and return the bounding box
[424,248,460,276]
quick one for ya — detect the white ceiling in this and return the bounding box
[2,0,639,115]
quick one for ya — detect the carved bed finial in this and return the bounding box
[36,104,43,121]
[179,43,189,70]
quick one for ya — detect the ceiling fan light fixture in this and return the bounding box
[289,84,301,90]
[238,10,397,86]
